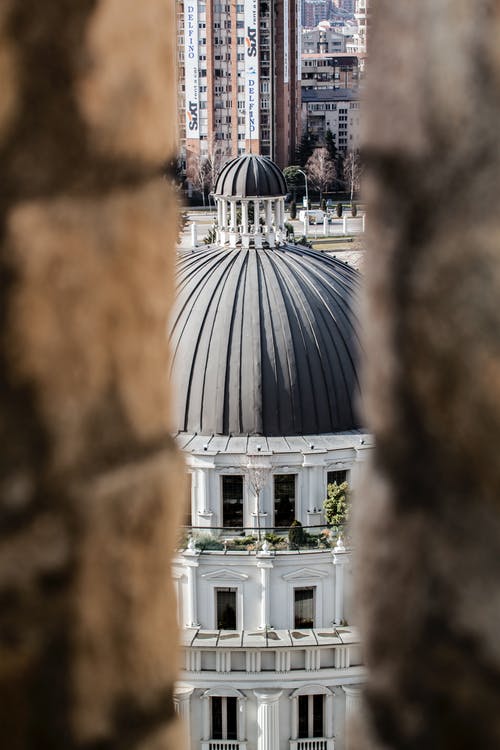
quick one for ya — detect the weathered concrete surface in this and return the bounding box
[0,2,184,748]
[358,1,500,748]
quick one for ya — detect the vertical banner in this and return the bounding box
[184,0,200,139]
[244,0,259,143]
[283,0,289,83]
[296,0,302,81]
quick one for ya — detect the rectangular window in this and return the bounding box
[222,475,244,527]
[327,469,347,487]
[294,587,315,628]
[216,588,237,630]
[274,474,296,527]
[298,694,324,738]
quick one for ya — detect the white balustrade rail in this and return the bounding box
[290,737,334,750]
[202,741,247,750]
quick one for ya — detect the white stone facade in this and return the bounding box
[174,431,370,750]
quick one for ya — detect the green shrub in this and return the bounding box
[193,533,224,550]
[203,226,217,244]
[284,222,295,240]
[288,519,306,549]
[321,198,327,212]
[323,481,350,527]
[351,202,357,217]
[289,200,297,219]
[336,202,343,218]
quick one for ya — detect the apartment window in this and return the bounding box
[294,587,315,628]
[216,588,237,630]
[222,475,244,527]
[274,474,296,527]
[212,696,238,740]
[327,470,347,487]
[298,694,324,738]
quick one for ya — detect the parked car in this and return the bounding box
[298,209,325,225]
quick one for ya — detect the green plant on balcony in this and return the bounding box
[288,519,306,549]
[323,481,350,528]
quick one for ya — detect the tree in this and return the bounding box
[244,455,273,540]
[343,149,363,202]
[289,199,297,219]
[283,165,303,201]
[295,132,316,167]
[306,147,336,202]
[323,481,350,527]
[186,144,229,207]
[324,128,338,163]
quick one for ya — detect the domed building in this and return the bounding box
[172,155,370,750]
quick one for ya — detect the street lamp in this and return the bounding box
[296,168,309,237]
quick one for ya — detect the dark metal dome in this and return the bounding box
[214,155,287,197]
[170,244,361,437]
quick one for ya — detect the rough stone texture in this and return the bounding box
[357,1,500,749]
[0,2,185,748]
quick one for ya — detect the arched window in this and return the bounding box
[201,687,247,746]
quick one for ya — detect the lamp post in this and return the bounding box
[296,168,309,237]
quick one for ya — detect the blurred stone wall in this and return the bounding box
[0,2,185,748]
[358,1,500,748]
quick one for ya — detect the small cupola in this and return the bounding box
[213,154,288,249]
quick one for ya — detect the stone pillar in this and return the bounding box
[201,695,211,742]
[174,685,195,749]
[256,556,273,628]
[343,686,362,750]
[265,199,272,228]
[221,199,228,228]
[0,2,185,747]
[242,201,249,233]
[332,540,349,625]
[254,690,282,750]
[325,690,335,738]
[191,222,197,246]
[290,695,299,740]
[253,200,260,233]
[230,200,237,230]
[183,553,200,627]
[216,199,222,226]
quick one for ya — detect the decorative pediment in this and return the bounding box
[282,567,330,581]
[201,568,249,581]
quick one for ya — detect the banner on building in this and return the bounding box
[296,0,302,81]
[283,0,289,83]
[244,0,259,142]
[184,0,200,139]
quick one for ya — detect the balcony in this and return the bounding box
[290,739,334,750]
[202,742,247,750]
[178,525,349,554]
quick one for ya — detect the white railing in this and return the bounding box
[290,738,334,750]
[202,741,247,750]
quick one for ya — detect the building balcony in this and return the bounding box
[290,739,334,750]
[178,525,349,554]
[201,742,247,750]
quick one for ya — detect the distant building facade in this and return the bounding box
[177,0,301,184]
[302,21,347,54]
[301,88,361,153]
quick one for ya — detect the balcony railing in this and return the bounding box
[290,739,334,750]
[178,525,349,553]
[201,741,247,750]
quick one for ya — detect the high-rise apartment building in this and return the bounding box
[177,0,301,184]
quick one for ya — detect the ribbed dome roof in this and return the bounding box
[214,155,287,198]
[170,244,361,437]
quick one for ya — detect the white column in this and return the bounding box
[191,222,197,246]
[343,686,363,750]
[242,201,249,233]
[230,200,237,229]
[343,215,347,235]
[256,557,273,628]
[273,199,280,228]
[325,690,335,738]
[183,555,200,627]
[362,214,365,232]
[290,695,298,740]
[332,542,349,625]
[201,695,210,742]
[254,690,282,750]
[265,199,272,228]
[221,199,228,227]
[174,685,195,749]
[238,697,247,742]
[217,199,222,226]
[253,200,260,233]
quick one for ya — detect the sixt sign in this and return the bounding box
[183,0,200,139]
[244,0,259,141]
[245,26,257,56]
[187,100,199,131]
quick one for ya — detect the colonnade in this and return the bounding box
[215,196,285,248]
